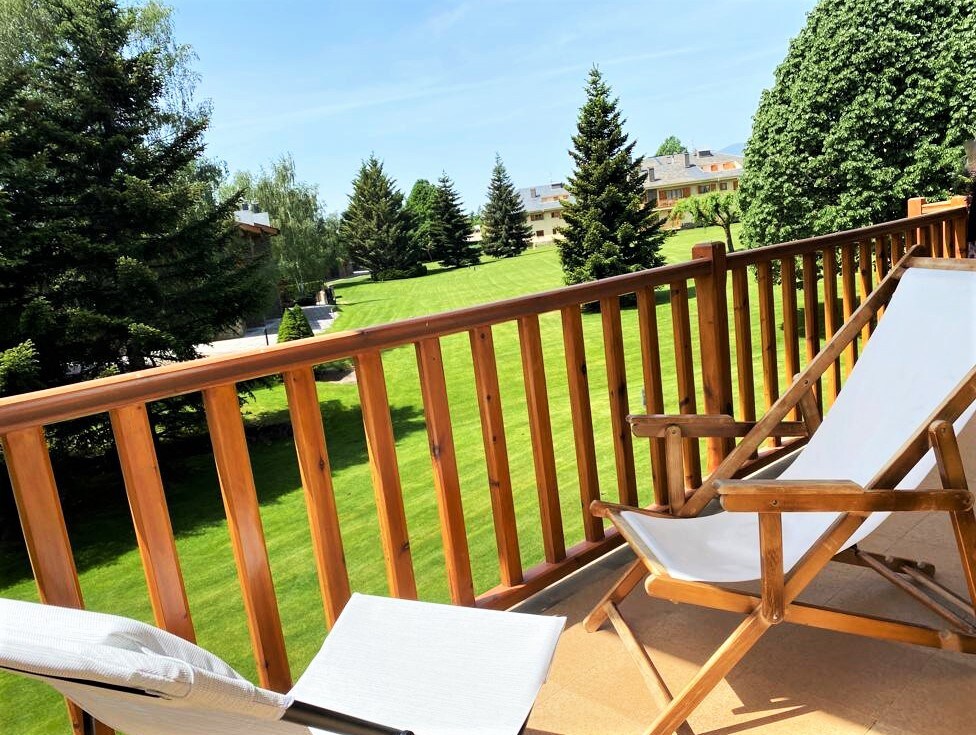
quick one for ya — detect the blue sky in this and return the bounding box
[167,0,818,213]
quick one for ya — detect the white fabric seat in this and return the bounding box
[624,267,976,582]
[0,593,564,735]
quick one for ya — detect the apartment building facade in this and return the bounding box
[513,149,745,244]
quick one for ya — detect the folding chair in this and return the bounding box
[583,252,976,735]
[0,593,564,735]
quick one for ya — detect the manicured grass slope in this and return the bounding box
[2,226,775,733]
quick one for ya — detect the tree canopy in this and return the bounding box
[429,173,478,268]
[482,154,533,258]
[740,0,976,247]
[669,192,740,252]
[0,0,268,402]
[559,67,668,285]
[228,154,345,300]
[655,136,687,156]
[340,155,424,281]
[404,178,438,260]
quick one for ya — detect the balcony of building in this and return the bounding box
[0,196,972,735]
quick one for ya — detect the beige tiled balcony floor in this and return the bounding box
[517,511,976,735]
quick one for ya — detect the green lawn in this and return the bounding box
[2,225,789,733]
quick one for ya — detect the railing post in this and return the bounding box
[692,241,735,471]
[907,197,926,254]
[949,194,969,258]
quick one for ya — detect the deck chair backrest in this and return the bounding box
[778,265,976,550]
[0,598,301,735]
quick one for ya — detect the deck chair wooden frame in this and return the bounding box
[584,250,976,735]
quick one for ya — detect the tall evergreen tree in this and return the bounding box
[404,178,439,260]
[429,172,478,268]
[340,155,424,281]
[0,0,268,400]
[482,154,532,258]
[559,68,667,285]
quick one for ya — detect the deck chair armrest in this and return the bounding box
[283,700,414,735]
[715,480,974,513]
[590,499,674,520]
[627,414,807,439]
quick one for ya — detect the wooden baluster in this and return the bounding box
[561,306,603,541]
[857,240,874,344]
[951,197,969,258]
[757,261,780,447]
[283,367,352,623]
[933,222,945,258]
[518,315,566,564]
[636,288,669,506]
[415,339,475,606]
[203,384,292,692]
[780,256,800,421]
[801,252,822,415]
[821,247,842,407]
[110,404,194,641]
[874,236,888,282]
[2,427,109,735]
[907,197,925,251]
[840,243,858,377]
[354,351,417,600]
[731,267,756,425]
[669,282,702,488]
[891,230,905,262]
[601,295,639,506]
[470,325,523,586]
[692,242,735,470]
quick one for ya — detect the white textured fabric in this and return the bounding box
[624,266,976,582]
[290,594,565,735]
[0,594,564,735]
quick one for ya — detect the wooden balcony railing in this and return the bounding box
[0,195,968,734]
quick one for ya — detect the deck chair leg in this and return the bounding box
[584,558,647,633]
[644,613,771,735]
[950,510,976,617]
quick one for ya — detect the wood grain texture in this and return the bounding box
[756,261,780,446]
[821,247,842,405]
[414,339,475,606]
[354,351,417,600]
[470,325,523,586]
[636,288,669,506]
[518,314,566,563]
[110,404,194,641]
[283,367,352,623]
[731,267,756,424]
[203,383,292,691]
[601,296,638,506]
[780,257,800,420]
[669,281,702,488]
[692,242,735,470]
[840,243,859,378]
[560,306,603,542]
[801,252,822,414]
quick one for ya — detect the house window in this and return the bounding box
[535,230,545,238]
[530,213,544,221]
[550,210,562,219]
[697,184,713,194]
[664,188,684,200]
[719,182,729,191]
[733,180,739,190]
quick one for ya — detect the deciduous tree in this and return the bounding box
[559,67,668,285]
[655,135,687,156]
[404,178,439,260]
[669,192,740,252]
[740,0,976,247]
[482,155,533,258]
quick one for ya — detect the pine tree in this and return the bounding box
[276,305,314,342]
[404,178,439,260]
[340,155,424,281]
[559,68,667,285]
[429,172,478,268]
[482,154,532,258]
[0,0,268,401]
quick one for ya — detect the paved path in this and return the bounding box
[196,305,337,357]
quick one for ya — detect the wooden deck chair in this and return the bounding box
[0,593,564,735]
[583,252,976,735]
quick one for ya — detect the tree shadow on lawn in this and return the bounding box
[0,399,426,588]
